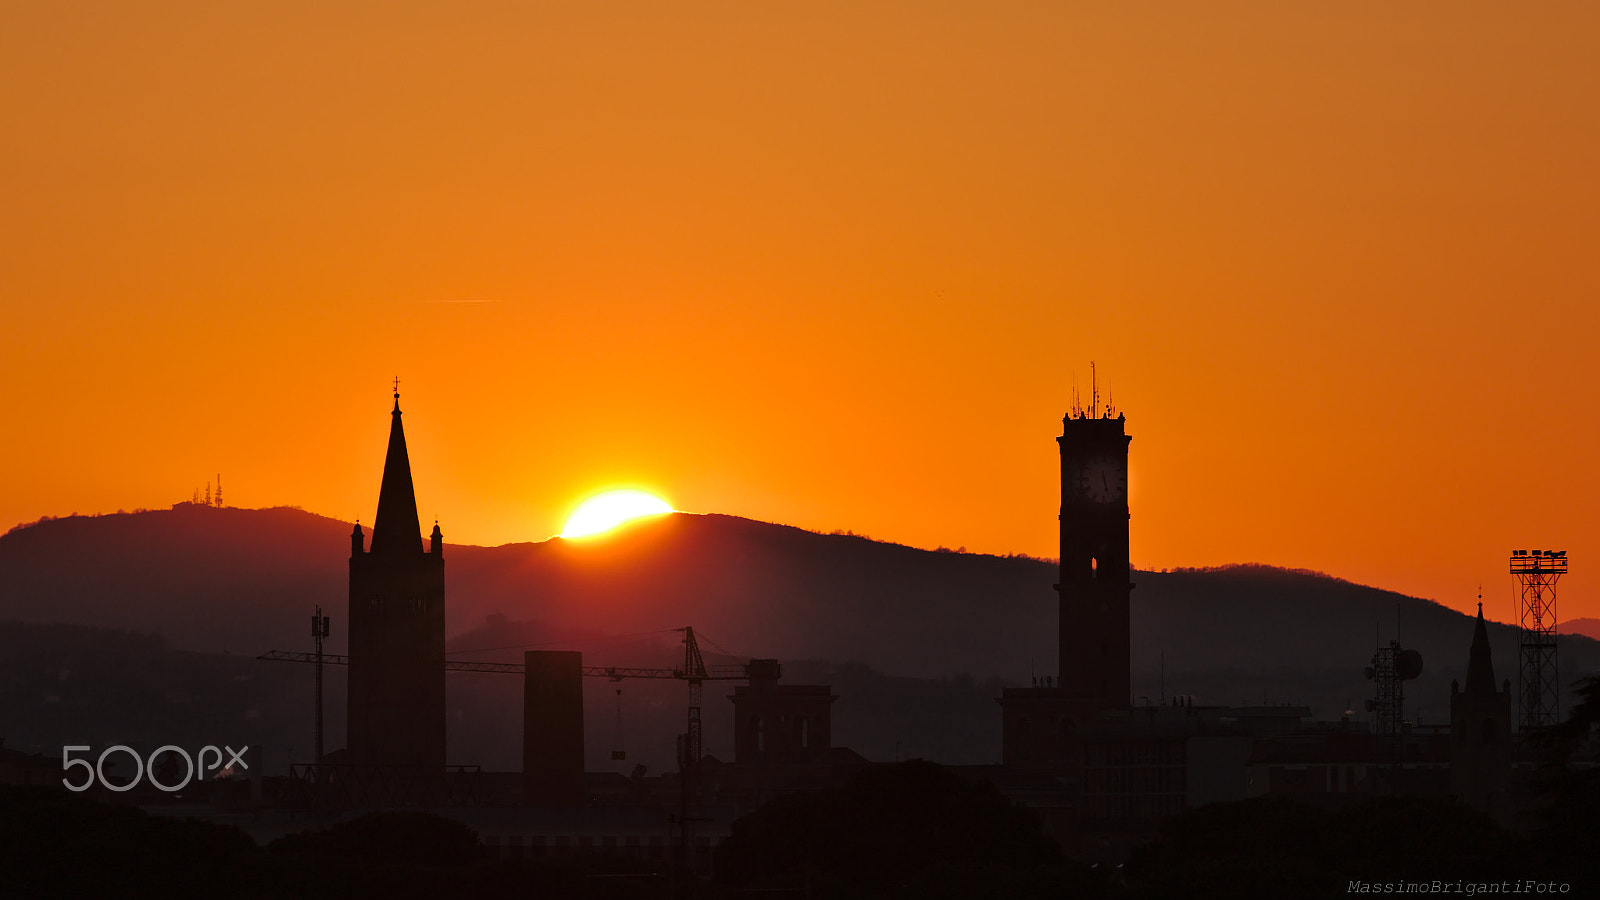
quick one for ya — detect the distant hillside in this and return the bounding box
[3,506,1598,771]
[0,506,353,654]
[1566,617,1600,642]
[1130,564,1600,728]
[0,506,1058,679]
[0,622,306,769]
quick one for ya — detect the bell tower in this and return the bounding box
[998,388,1133,766]
[347,384,446,769]
[1450,602,1512,817]
[1056,407,1132,708]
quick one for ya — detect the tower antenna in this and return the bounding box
[1091,361,1098,418]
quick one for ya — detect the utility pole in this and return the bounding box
[311,606,330,805]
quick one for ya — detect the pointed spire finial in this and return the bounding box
[370,389,423,556]
[1466,595,1496,694]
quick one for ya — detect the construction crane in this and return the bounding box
[259,625,744,771]
[267,624,754,892]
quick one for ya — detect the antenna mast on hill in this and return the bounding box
[215,474,223,508]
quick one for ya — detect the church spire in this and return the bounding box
[369,382,424,556]
[1465,601,1497,695]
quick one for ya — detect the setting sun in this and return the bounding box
[560,490,674,539]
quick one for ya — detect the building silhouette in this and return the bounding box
[346,389,446,769]
[523,650,585,806]
[999,407,1132,765]
[1055,412,1134,708]
[1450,602,1513,817]
[729,659,836,765]
[987,405,1508,854]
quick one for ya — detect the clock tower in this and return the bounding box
[1056,411,1132,707]
[998,398,1132,766]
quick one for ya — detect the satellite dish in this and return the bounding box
[1397,649,1424,680]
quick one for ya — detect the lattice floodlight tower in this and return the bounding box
[1510,548,1565,731]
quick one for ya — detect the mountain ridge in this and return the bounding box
[3,506,1597,763]
[5,505,1599,772]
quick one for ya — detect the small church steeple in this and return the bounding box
[369,381,424,556]
[1450,596,1512,819]
[431,519,443,557]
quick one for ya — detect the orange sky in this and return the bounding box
[4,3,1597,623]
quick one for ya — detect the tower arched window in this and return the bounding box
[1058,718,1080,761]
[796,716,810,750]
[748,715,764,759]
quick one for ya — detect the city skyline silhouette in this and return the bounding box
[4,3,1599,895]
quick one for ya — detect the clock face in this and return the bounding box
[1077,458,1126,504]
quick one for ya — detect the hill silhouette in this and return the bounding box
[3,506,1596,772]
[0,506,1058,677]
[1566,617,1600,642]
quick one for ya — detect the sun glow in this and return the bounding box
[560,490,674,539]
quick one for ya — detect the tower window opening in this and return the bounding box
[1091,557,1098,579]
[1059,717,1078,757]
[748,715,765,758]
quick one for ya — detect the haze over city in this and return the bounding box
[5,3,1597,622]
